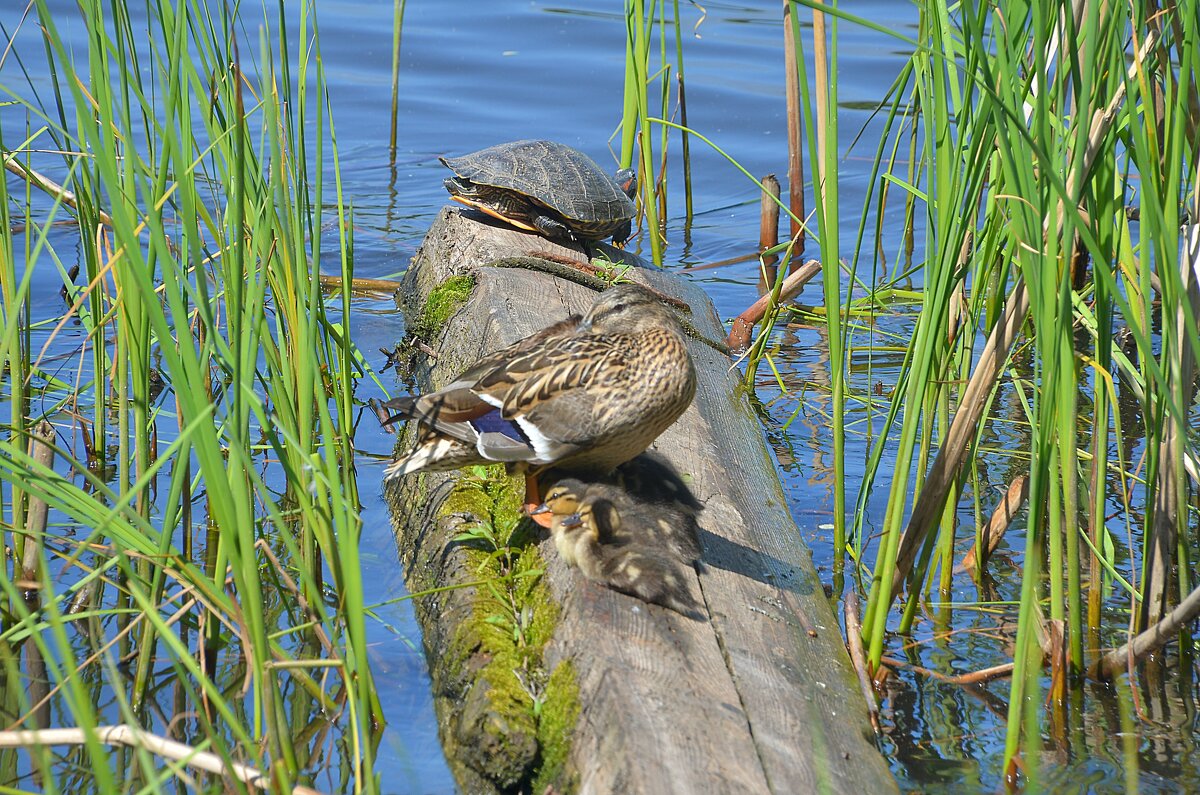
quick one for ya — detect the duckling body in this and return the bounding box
[548,479,702,567]
[382,285,697,481]
[536,479,703,618]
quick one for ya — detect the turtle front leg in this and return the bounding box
[529,212,575,245]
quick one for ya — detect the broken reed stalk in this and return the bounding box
[759,174,781,256]
[843,590,879,732]
[759,174,781,290]
[1094,567,1200,679]
[21,421,56,581]
[955,474,1029,575]
[782,0,805,252]
[726,258,820,350]
[880,656,1016,686]
[0,726,326,795]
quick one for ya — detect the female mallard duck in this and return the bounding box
[533,479,703,618]
[381,284,697,489]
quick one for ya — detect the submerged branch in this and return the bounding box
[0,725,326,795]
[880,656,1015,686]
[2,155,115,227]
[1093,576,1200,680]
[844,590,880,733]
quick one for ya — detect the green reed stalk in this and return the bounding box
[624,0,664,264]
[389,0,407,158]
[670,0,693,222]
[786,1,848,564]
[655,0,670,222]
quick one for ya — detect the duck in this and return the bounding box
[533,479,703,619]
[381,284,697,512]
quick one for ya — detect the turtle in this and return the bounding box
[440,139,638,246]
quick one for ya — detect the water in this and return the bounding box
[5,0,1198,792]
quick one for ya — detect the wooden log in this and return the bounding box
[387,207,896,794]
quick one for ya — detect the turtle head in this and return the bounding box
[613,167,638,200]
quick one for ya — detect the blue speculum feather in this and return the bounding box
[471,409,531,445]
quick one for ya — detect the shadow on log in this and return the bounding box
[386,207,897,794]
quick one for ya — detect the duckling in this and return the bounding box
[540,476,702,567]
[535,480,703,619]
[381,285,697,514]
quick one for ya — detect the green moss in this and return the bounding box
[533,660,581,794]
[415,274,475,338]
[434,465,577,792]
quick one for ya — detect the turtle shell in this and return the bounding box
[440,140,635,241]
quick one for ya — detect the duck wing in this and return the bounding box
[382,314,586,461]
[472,334,633,460]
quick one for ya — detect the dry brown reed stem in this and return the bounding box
[810,3,828,206]
[1093,564,1200,680]
[880,656,1016,686]
[782,0,805,249]
[888,31,1157,601]
[759,174,781,262]
[677,72,694,221]
[0,725,327,795]
[316,274,404,293]
[21,422,56,581]
[726,258,820,350]
[759,174,782,290]
[955,474,1030,575]
[2,156,114,227]
[843,590,879,732]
